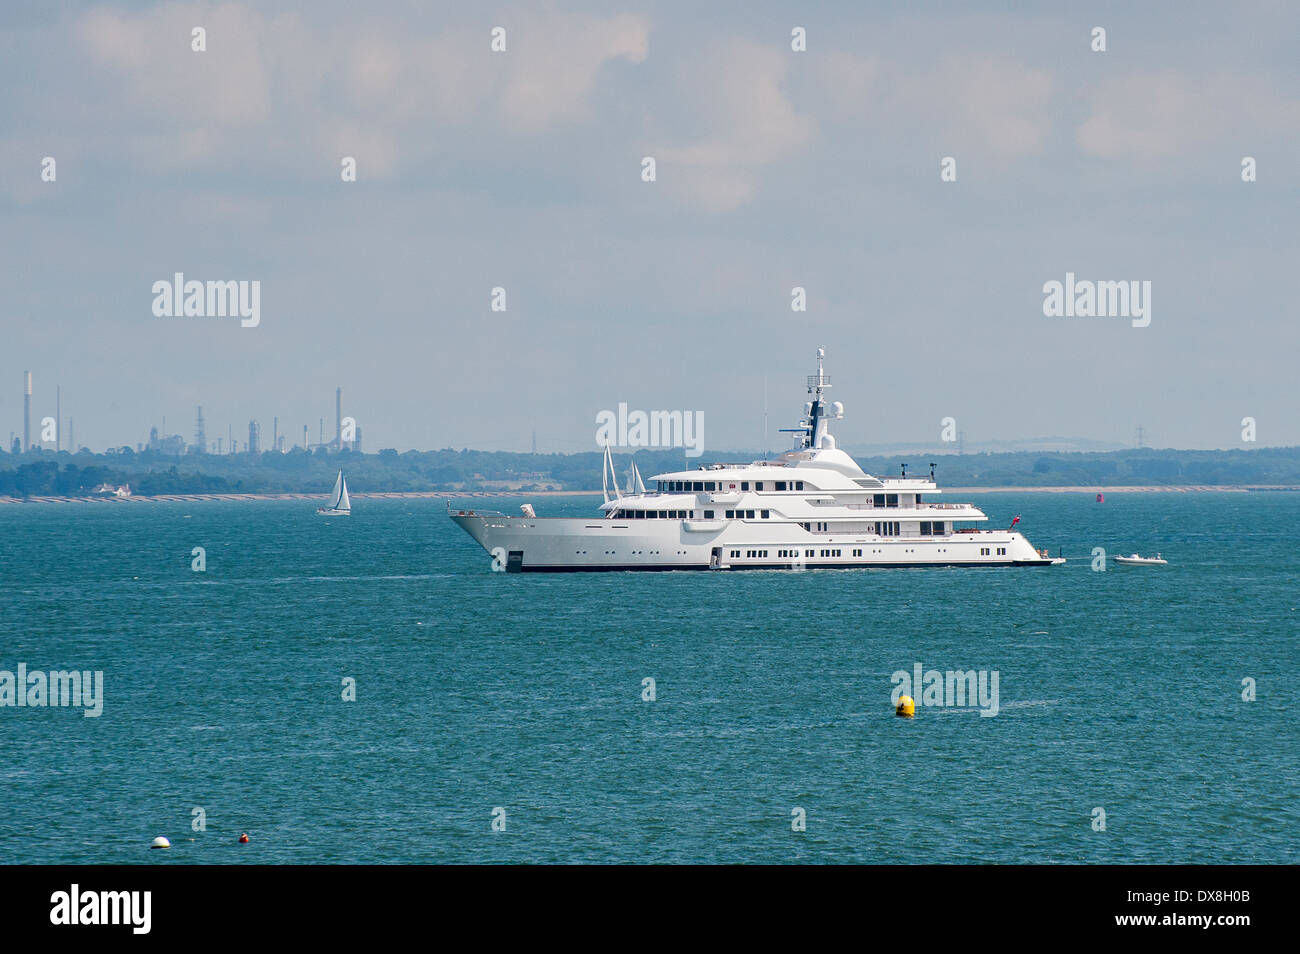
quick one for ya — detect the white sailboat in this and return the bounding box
[317,471,351,516]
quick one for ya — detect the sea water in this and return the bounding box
[0,492,1295,863]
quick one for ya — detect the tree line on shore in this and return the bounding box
[2,444,1299,497]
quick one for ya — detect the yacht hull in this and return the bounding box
[450,513,1053,572]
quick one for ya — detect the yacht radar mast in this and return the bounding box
[781,347,842,449]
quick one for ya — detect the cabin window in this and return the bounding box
[755,482,764,491]
[704,510,714,519]
[659,511,667,519]
[741,481,750,491]
[761,510,770,519]
[746,510,755,519]
[886,494,898,507]
[776,481,787,491]
[920,521,931,535]
[874,494,885,507]
[796,481,805,490]
[692,481,703,492]
[853,549,862,557]
[805,549,814,557]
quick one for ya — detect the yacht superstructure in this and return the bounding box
[451,350,1057,571]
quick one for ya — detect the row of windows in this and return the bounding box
[725,509,771,519]
[876,521,901,536]
[919,521,948,535]
[873,494,901,508]
[613,509,696,519]
[655,480,808,493]
[978,547,1008,556]
[730,547,897,560]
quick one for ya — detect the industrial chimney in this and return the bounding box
[23,371,31,452]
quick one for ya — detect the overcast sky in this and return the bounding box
[2,1,1297,454]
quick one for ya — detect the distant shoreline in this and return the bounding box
[3,485,1299,504]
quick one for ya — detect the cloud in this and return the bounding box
[1077,70,1300,162]
[497,11,649,131]
[656,39,814,212]
[814,52,1055,161]
[71,2,650,175]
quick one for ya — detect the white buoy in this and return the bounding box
[150,836,171,849]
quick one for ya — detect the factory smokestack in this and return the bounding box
[195,406,206,454]
[335,387,342,451]
[23,371,31,453]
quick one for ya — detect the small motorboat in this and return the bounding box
[1114,552,1166,566]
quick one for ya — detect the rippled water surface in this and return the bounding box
[1,492,1295,863]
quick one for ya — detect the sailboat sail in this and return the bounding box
[317,470,350,514]
[602,445,621,504]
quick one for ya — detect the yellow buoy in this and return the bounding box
[896,695,915,718]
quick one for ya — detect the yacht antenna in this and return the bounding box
[763,376,768,459]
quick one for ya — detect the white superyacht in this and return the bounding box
[451,350,1059,571]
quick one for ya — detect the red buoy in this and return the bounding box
[238,833,249,844]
